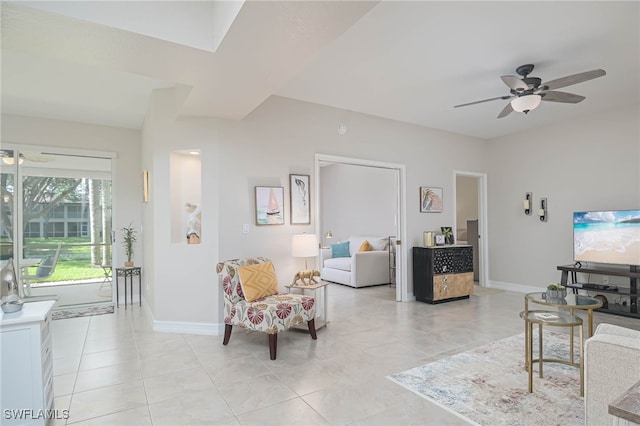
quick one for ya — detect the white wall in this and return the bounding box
[6,100,638,334]
[141,87,220,331]
[486,106,640,291]
[210,97,488,293]
[320,163,396,244]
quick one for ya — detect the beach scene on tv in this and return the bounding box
[574,210,640,266]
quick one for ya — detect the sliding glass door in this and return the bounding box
[1,147,114,307]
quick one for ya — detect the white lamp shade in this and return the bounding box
[292,234,319,258]
[511,94,541,113]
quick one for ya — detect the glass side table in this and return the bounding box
[520,310,584,396]
[525,292,602,337]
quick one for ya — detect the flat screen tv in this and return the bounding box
[573,209,640,266]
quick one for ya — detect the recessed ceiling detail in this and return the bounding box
[17,1,244,53]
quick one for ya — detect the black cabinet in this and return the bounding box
[413,246,474,304]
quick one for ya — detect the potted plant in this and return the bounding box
[546,283,567,299]
[121,223,137,267]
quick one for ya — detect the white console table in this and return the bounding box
[1,301,55,426]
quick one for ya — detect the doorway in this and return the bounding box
[454,170,489,287]
[0,145,114,307]
[314,154,408,301]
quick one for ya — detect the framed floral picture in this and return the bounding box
[255,186,284,225]
[420,187,443,213]
[290,174,310,224]
[441,226,454,245]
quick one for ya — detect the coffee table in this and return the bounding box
[525,292,603,337]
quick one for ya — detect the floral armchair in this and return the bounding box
[216,257,317,360]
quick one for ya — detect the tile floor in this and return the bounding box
[50,285,640,425]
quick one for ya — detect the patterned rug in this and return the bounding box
[52,305,115,320]
[388,332,583,426]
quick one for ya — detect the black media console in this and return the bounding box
[557,264,639,319]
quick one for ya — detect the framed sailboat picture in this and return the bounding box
[255,186,285,225]
[290,174,310,224]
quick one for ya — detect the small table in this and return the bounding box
[285,280,329,330]
[115,267,141,309]
[525,292,603,337]
[609,380,640,425]
[520,310,584,396]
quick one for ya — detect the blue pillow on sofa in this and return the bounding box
[331,241,350,258]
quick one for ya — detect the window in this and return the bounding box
[67,222,83,237]
[50,205,65,219]
[24,222,41,238]
[67,204,84,218]
[44,222,64,238]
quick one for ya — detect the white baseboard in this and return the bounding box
[488,280,544,294]
[153,320,223,335]
[141,298,223,335]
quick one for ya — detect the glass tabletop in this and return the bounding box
[525,292,603,309]
[520,309,583,325]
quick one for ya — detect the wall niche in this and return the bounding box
[170,150,201,244]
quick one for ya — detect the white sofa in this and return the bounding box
[321,236,390,288]
[584,323,640,426]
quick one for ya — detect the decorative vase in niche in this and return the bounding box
[1,258,24,313]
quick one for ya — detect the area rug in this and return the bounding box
[52,305,114,320]
[387,332,583,426]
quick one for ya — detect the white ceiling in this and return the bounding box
[1,1,638,140]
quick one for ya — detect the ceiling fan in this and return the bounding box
[454,64,606,118]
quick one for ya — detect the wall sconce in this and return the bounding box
[323,230,333,248]
[538,198,547,222]
[523,192,532,215]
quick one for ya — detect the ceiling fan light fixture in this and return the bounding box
[511,94,541,114]
[1,156,24,165]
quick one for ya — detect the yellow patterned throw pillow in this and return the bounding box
[358,240,372,252]
[237,261,279,302]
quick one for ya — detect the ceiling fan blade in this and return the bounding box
[542,69,606,90]
[497,102,513,119]
[541,91,585,103]
[454,95,512,108]
[501,75,528,91]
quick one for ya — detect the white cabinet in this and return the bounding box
[1,301,55,426]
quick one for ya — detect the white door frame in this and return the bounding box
[314,153,408,302]
[453,170,490,287]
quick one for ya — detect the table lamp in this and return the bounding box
[291,234,319,285]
